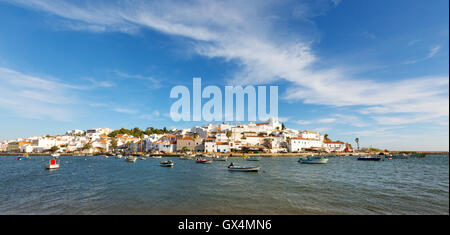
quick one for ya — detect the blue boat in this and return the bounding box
[357,156,382,161]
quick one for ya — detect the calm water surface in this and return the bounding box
[0,155,448,214]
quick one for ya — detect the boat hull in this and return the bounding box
[125,157,137,162]
[298,159,329,164]
[357,157,382,161]
[196,159,213,164]
[228,166,261,172]
[160,163,174,167]
[246,158,261,161]
[45,164,59,169]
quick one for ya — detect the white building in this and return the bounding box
[323,141,346,153]
[288,137,323,152]
[216,142,230,153]
[66,129,85,135]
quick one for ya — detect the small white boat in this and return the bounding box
[140,157,147,160]
[227,163,260,172]
[246,156,261,161]
[152,155,162,159]
[115,154,123,159]
[125,156,137,163]
[51,153,60,158]
[213,156,228,161]
[196,158,213,164]
[298,156,329,164]
[160,160,174,167]
[45,159,60,169]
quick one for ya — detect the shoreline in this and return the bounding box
[1,151,448,157]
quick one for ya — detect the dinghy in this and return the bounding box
[160,160,174,167]
[227,163,260,172]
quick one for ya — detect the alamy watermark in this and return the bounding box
[170,78,278,122]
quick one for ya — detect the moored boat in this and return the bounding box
[227,163,260,172]
[125,156,137,163]
[196,158,213,164]
[357,155,382,161]
[410,153,426,158]
[160,160,174,167]
[51,153,60,158]
[213,155,228,161]
[152,155,162,159]
[246,156,261,161]
[18,154,30,160]
[390,153,409,159]
[298,156,329,164]
[45,159,60,169]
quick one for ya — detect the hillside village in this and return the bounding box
[1,117,354,154]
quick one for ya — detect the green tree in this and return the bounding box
[281,123,286,130]
[226,131,232,138]
[182,146,189,153]
[110,138,118,152]
[50,146,59,152]
[83,141,92,151]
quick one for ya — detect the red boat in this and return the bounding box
[196,159,213,164]
[18,154,30,160]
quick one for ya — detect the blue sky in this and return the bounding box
[0,0,448,151]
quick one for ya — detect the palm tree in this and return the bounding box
[355,138,360,151]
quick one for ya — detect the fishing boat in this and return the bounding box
[152,155,162,159]
[213,155,228,161]
[51,153,60,158]
[390,153,409,159]
[298,156,329,164]
[357,155,382,161]
[160,160,174,167]
[410,153,426,158]
[196,158,213,164]
[45,159,60,169]
[140,157,147,160]
[125,156,137,163]
[18,154,30,160]
[227,163,260,172]
[246,156,261,161]
[115,154,123,159]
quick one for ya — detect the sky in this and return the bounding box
[0,0,448,151]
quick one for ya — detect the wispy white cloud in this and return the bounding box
[426,45,441,59]
[111,70,163,89]
[2,0,448,130]
[295,113,367,127]
[0,67,79,121]
[113,107,138,114]
[296,120,312,125]
[404,45,442,64]
[331,0,342,7]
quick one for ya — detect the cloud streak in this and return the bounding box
[2,0,449,128]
